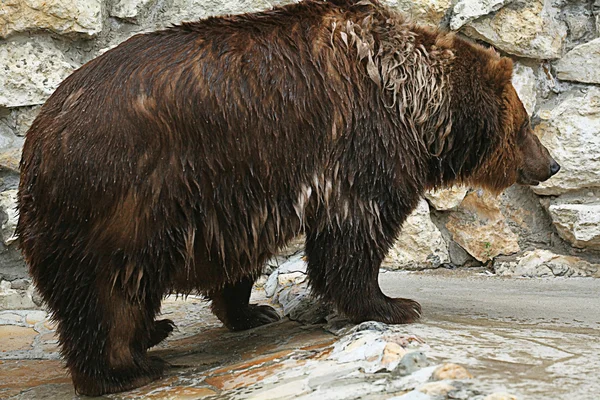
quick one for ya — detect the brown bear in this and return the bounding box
[17,0,559,396]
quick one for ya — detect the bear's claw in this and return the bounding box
[226,304,281,331]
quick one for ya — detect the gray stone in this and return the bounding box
[461,0,566,59]
[111,0,156,22]
[0,280,37,309]
[0,312,23,325]
[0,0,103,38]
[494,250,600,277]
[595,0,600,34]
[264,270,279,298]
[283,292,328,324]
[384,200,449,270]
[556,38,600,84]
[0,190,19,246]
[278,253,307,274]
[448,241,474,267]
[353,321,389,333]
[533,88,600,195]
[450,0,512,31]
[0,244,27,282]
[10,279,31,291]
[0,41,76,108]
[397,351,430,376]
[387,365,439,392]
[548,201,600,251]
[32,290,44,307]
[561,1,596,44]
[15,106,41,137]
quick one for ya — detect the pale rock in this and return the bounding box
[446,191,520,262]
[461,0,566,59]
[0,41,76,108]
[0,191,18,246]
[548,202,600,251]
[329,331,389,372]
[381,342,408,368]
[388,0,453,26]
[0,312,23,325]
[387,365,438,392]
[533,88,600,195]
[277,271,306,288]
[329,326,417,373]
[0,280,37,309]
[264,270,279,298]
[25,310,47,325]
[432,363,473,380]
[556,38,600,84]
[389,390,433,400]
[248,379,311,400]
[0,148,22,174]
[450,0,512,31]
[494,250,599,277]
[484,393,518,400]
[512,63,537,116]
[277,253,307,274]
[0,0,103,38]
[111,0,156,22]
[425,186,468,211]
[418,381,456,396]
[384,200,449,269]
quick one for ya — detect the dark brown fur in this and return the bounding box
[17,0,559,395]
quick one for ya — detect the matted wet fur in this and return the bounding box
[17,0,559,395]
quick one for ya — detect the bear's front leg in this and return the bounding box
[305,206,421,324]
[210,276,281,331]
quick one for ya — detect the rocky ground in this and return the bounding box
[1,252,599,400]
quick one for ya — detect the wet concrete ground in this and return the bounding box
[1,269,599,399]
[380,270,600,399]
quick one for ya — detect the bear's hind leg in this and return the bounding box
[305,211,421,325]
[148,319,175,349]
[61,277,168,396]
[210,276,280,331]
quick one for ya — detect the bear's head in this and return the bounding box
[443,45,560,193]
[479,56,560,192]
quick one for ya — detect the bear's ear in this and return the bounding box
[486,56,513,93]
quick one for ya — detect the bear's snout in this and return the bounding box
[549,159,561,176]
[516,132,560,186]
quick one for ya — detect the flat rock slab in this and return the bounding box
[1,271,599,399]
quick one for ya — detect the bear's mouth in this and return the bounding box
[516,170,540,186]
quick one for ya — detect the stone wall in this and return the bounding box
[1,0,599,308]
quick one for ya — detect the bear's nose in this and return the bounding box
[550,160,561,176]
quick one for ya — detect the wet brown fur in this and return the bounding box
[17,0,558,395]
